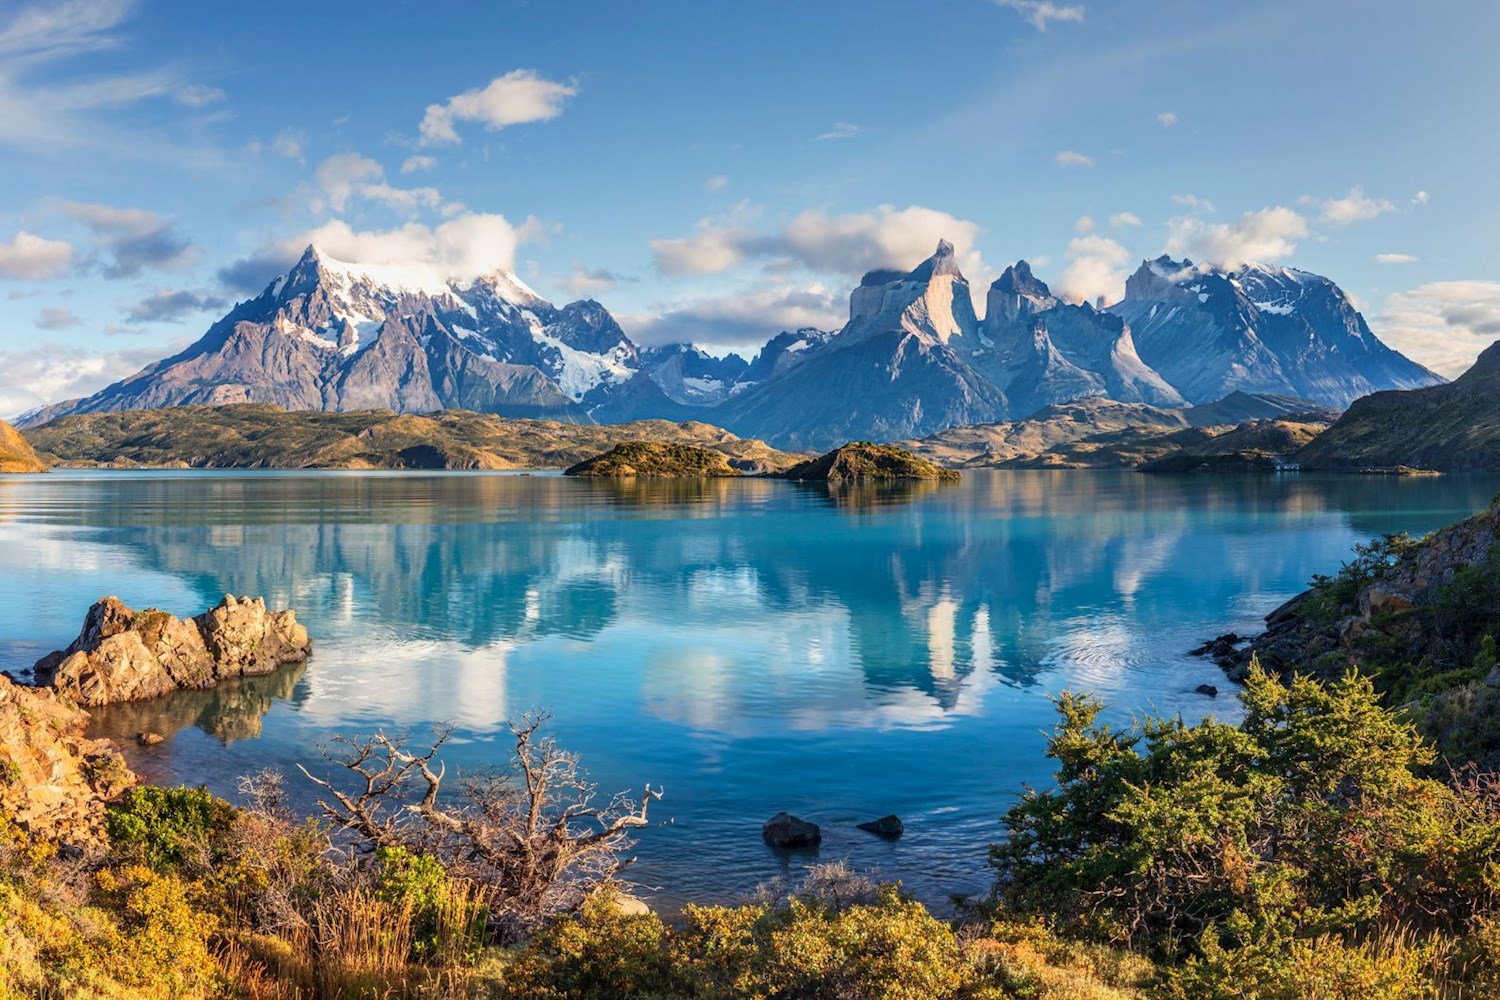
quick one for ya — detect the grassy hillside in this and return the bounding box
[22,404,801,472]
[1297,340,1500,471]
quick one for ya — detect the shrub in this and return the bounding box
[991,664,1500,960]
[106,784,239,873]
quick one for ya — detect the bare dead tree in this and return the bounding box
[298,712,661,940]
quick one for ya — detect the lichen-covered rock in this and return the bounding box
[35,595,311,707]
[0,674,134,847]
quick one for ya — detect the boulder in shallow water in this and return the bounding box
[856,814,904,839]
[34,595,311,707]
[762,811,821,849]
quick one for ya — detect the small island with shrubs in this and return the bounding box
[782,442,961,482]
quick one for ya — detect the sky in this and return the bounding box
[0,0,1497,417]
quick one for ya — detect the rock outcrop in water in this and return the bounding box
[782,442,959,482]
[0,674,135,846]
[34,595,311,707]
[762,812,822,848]
[564,441,747,477]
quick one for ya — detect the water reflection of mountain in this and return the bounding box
[9,471,1499,735]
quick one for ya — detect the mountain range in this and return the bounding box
[19,241,1443,449]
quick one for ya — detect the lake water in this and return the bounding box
[2,469,1496,910]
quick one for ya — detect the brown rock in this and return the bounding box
[35,594,312,707]
[137,731,165,746]
[0,675,134,847]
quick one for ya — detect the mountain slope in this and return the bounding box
[0,417,46,472]
[970,261,1184,416]
[1110,256,1442,406]
[713,242,1008,449]
[1296,340,1500,471]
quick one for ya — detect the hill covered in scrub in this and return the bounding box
[564,441,744,477]
[0,417,46,473]
[21,403,800,472]
[783,442,960,482]
[1296,339,1500,471]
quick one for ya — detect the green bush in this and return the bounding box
[991,664,1500,962]
[105,785,238,873]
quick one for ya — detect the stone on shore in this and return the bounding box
[762,811,822,849]
[34,595,311,708]
[0,674,135,847]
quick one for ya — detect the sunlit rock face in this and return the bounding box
[1109,255,1443,406]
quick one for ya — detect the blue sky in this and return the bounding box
[1,0,1497,415]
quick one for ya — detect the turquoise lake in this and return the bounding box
[2,469,1497,910]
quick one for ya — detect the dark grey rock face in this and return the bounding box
[856,814,904,839]
[762,811,822,849]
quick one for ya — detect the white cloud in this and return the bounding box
[1109,211,1142,227]
[561,264,634,299]
[625,282,844,348]
[1374,281,1500,378]
[650,204,986,280]
[704,174,729,192]
[650,228,752,277]
[1165,206,1308,268]
[1309,186,1395,225]
[60,200,194,277]
[991,0,1085,31]
[0,231,75,279]
[400,155,437,174]
[271,128,307,162]
[1055,150,1094,167]
[1170,193,1215,213]
[418,69,577,147]
[173,84,225,107]
[1374,253,1418,265]
[1413,190,1430,205]
[282,212,534,283]
[1157,111,1178,127]
[817,122,861,141]
[1074,215,1095,234]
[0,342,174,418]
[33,305,81,330]
[313,153,441,217]
[1056,234,1131,306]
[0,1,180,152]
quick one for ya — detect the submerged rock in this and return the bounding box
[0,674,135,847]
[856,814,904,839]
[35,595,311,707]
[1195,684,1219,698]
[762,811,822,849]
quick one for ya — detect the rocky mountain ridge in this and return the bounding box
[21,241,1442,451]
